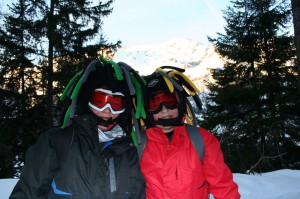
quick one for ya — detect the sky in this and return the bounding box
[101,0,229,47]
[0,0,230,47]
[2,169,300,199]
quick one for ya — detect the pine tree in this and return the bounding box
[205,0,300,173]
[291,0,300,92]
[42,0,118,127]
[0,0,120,178]
[0,0,46,178]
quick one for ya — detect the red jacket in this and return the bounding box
[139,125,240,199]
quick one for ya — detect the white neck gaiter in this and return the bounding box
[98,124,125,142]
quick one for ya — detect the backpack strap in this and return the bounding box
[185,124,205,164]
[136,128,147,160]
[56,125,75,167]
[136,124,205,164]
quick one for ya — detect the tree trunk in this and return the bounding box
[291,0,300,92]
[46,0,55,128]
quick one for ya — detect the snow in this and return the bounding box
[1,169,300,199]
[113,37,224,92]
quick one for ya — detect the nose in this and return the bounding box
[102,107,112,114]
[160,105,169,113]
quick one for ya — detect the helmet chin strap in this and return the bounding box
[155,117,183,126]
[96,117,117,131]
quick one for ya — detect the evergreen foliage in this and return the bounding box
[0,0,120,178]
[205,0,300,173]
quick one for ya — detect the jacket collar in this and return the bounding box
[146,126,186,144]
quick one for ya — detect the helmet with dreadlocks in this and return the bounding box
[59,57,146,137]
[143,66,202,127]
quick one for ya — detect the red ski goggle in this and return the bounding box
[148,91,180,114]
[88,88,125,114]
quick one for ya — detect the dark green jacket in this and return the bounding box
[9,114,145,199]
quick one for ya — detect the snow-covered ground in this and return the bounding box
[1,169,300,199]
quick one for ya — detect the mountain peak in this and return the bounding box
[113,38,223,92]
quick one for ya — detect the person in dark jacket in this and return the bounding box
[9,58,146,199]
[139,67,240,199]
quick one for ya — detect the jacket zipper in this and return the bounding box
[104,157,109,175]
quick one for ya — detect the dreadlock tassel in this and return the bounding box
[61,106,71,128]
[60,70,83,101]
[185,115,193,125]
[119,66,136,95]
[171,70,203,110]
[132,70,147,85]
[156,69,174,92]
[169,73,196,96]
[169,70,200,93]
[129,73,146,119]
[69,97,77,119]
[139,118,145,127]
[186,99,198,125]
[60,61,99,128]
[168,72,195,96]
[110,61,123,80]
[131,128,138,147]
[135,87,143,119]
[156,70,184,92]
[132,110,142,145]
[99,57,124,81]
[70,60,98,100]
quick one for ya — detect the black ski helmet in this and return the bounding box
[143,71,187,127]
[60,58,146,135]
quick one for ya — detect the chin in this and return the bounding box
[98,125,108,131]
[162,127,174,133]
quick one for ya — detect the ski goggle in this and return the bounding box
[88,88,125,114]
[148,91,180,114]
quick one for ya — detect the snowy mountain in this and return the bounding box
[113,37,224,92]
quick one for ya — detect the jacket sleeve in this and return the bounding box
[9,129,60,199]
[200,128,240,199]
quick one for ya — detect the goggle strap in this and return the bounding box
[94,88,124,96]
[155,117,182,126]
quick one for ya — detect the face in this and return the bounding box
[88,88,125,131]
[89,107,120,131]
[152,105,179,133]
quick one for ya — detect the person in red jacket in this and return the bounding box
[139,68,240,199]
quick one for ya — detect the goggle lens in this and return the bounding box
[89,89,125,114]
[148,92,179,113]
